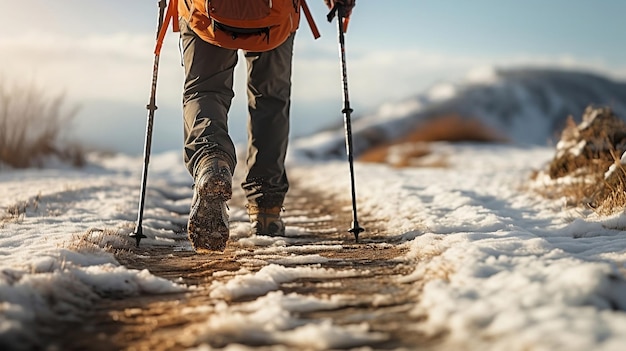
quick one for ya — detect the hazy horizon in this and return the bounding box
[3,1,626,154]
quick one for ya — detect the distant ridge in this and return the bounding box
[294,68,626,159]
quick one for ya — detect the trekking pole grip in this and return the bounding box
[327,4,349,32]
[327,4,339,22]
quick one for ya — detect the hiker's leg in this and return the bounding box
[180,18,238,177]
[242,33,296,208]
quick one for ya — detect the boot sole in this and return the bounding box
[188,177,231,253]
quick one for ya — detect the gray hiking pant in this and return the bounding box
[180,19,293,208]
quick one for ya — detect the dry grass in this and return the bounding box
[538,106,626,215]
[68,225,135,255]
[0,78,85,168]
[69,228,115,253]
[593,158,626,215]
[359,114,506,167]
[0,194,41,228]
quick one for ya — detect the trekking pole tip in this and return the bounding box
[349,222,365,243]
[129,227,147,247]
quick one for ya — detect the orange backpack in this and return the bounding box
[178,0,318,52]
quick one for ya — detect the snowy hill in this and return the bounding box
[294,68,626,158]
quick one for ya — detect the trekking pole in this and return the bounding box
[328,4,365,242]
[130,0,177,247]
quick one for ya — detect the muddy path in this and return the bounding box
[51,180,438,350]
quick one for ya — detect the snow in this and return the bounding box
[209,264,361,300]
[3,142,626,350]
[427,83,457,102]
[0,157,188,349]
[192,292,386,350]
[464,66,500,85]
[2,69,626,350]
[607,151,626,179]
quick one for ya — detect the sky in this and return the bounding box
[2,1,626,154]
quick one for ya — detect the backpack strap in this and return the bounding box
[155,0,180,55]
[301,0,320,39]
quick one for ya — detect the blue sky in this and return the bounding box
[1,1,626,154]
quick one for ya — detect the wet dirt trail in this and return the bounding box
[52,181,438,351]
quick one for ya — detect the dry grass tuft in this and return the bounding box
[359,114,506,167]
[547,109,626,179]
[0,78,85,168]
[0,194,41,228]
[69,227,132,254]
[538,106,626,215]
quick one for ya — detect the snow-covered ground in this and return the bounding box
[1,141,626,350]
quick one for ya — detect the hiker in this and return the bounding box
[178,0,356,252]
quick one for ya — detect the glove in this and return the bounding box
[324,0,355,17]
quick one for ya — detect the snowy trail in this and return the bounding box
[2,145,626,350]
[52,177,428,350]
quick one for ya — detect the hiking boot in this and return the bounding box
[187,157,232,252]
[247,204,285,236]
